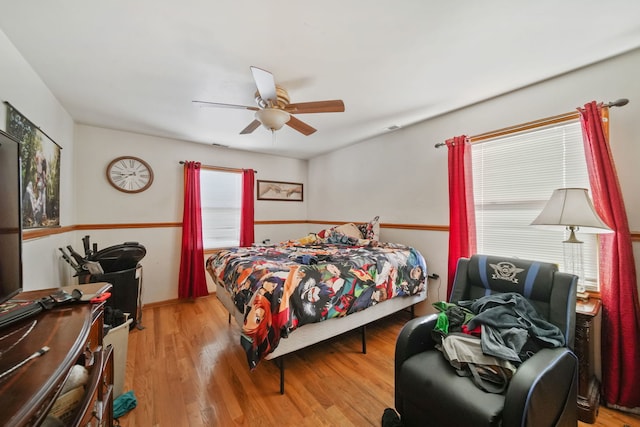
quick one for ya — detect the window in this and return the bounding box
[471,119,600,290]
[200,169,242,249]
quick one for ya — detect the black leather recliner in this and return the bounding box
[395,255,579,427]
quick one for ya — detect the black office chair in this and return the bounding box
[395,254,578,427]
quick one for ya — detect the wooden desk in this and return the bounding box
[0,283,113,426]
[575,298,602,424]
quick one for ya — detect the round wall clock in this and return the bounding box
[106,156,154,193]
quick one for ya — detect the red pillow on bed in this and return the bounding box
[317,228,330,239]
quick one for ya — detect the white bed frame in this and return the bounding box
[215,284,426,393]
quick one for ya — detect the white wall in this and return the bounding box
[308,48,640,315]
[0,28,78,289]
[73,124,308,303]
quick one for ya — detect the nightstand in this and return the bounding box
[575,298,602,424]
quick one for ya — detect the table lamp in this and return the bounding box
[530,188,612,292]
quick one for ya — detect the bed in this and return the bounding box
[205,220,428,392]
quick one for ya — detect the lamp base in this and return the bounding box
[563,229,585,293]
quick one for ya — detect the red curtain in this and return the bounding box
[446,135,477,298]
[239,169,255,247]
[579,101,640,411]
[178,161,209,299]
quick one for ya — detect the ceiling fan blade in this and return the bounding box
[286,115,317,136]
[240,119,261,135]
[250,66,277,104]
[192,100,259,111]
[285,100,345,114]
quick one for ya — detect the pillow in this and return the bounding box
[295,233,318,245]
[316,227,331,239]
[326,229,360,246]
[332,222,364,239]
[357,216,380,240]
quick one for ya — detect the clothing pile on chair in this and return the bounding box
[432,292,566,393]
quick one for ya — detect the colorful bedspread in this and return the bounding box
[206,242,427,369]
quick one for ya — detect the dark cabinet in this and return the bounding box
[575,298,602,424]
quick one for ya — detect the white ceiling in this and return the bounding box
[1,1,640,159]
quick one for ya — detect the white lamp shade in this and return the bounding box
[255,108,290,131]
[530,188,612,233]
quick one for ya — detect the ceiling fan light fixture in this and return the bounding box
[255,108,290,131]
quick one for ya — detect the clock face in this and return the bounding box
[106,156,154,193]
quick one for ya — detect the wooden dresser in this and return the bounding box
[0,282,113,426]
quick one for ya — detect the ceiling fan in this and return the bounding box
[193,66,345,136]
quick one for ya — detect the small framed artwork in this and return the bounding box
[257,180,303,201]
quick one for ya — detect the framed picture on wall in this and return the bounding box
[5,102,61,229]
[257,180,303,201]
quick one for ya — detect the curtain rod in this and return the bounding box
[179,161,257,174]
[434,98,629,148]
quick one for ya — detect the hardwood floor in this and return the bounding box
[119,295,640,426]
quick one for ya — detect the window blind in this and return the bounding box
[200,169,242,249]
[471,120,599,289]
